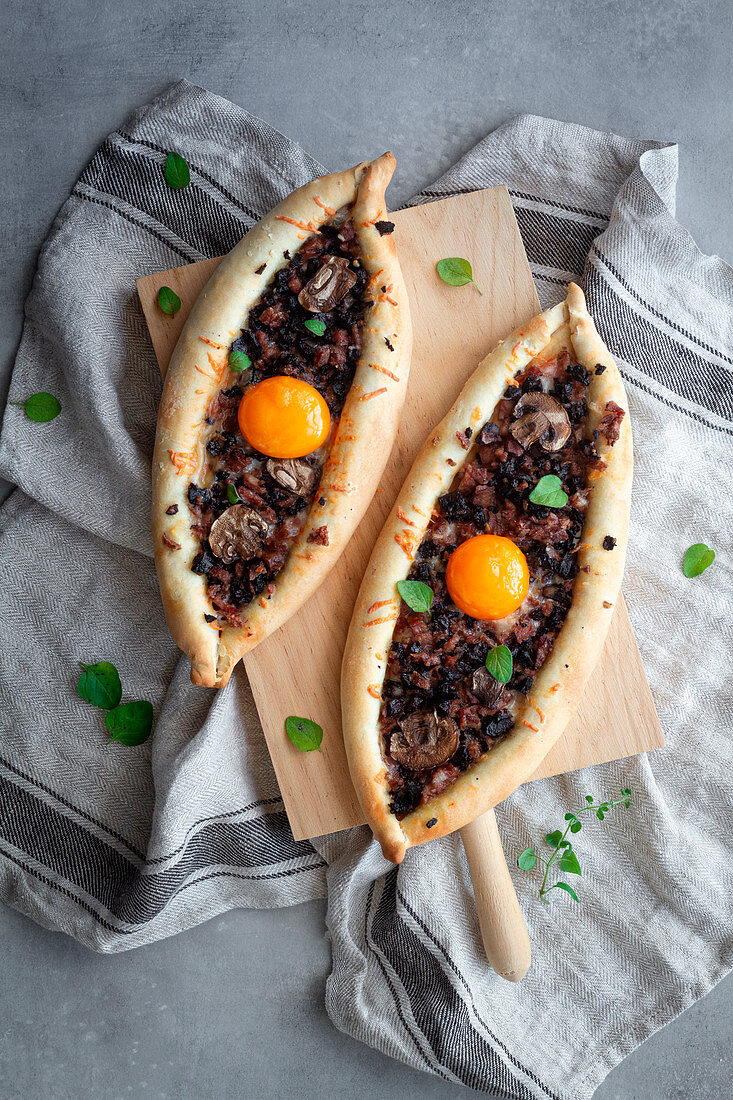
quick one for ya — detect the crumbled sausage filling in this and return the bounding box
[381,350,623,817]
[186,219,367,626]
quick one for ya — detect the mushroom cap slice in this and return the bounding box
[298,256,357,312]
[471,666,505,707]
[389,710,460,771]
[265,457,319,496]
[209,504,269,564]
[511,392,571,452]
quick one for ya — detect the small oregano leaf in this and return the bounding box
[529,474,568,509]
[105,701,154,746]
[304,318,326,336]
[436,257,482,294]
[570,821,582,833]
[157,286,182,316]
[517,848,537,871]
[397,579,434,613]
[553,882,579,902]
[228,348,251,374]
[683,543,715,578]
[485,644,512,684]
[11,392,62,422]
[77,661,122,710]
[226,483,240,505]
[285,715,323,752]
[165,152,190,189]
[559,850,582,875]
[545,830,563,847]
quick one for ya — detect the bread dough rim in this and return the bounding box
[152,154,412,687]
[340,283,633,863]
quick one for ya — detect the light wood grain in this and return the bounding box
[137,186,664,843]
[461,809,532,982]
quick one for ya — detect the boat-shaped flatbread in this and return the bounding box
[341,284,632,863]
[153,154,411,687]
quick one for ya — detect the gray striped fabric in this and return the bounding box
[0,81,731,1100]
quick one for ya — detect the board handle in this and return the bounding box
[460,809,531,982]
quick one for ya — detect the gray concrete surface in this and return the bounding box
[1,0,731,1097]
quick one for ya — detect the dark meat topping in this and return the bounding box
[187,219,366,626]
[598,400,625,446]
[381,348,603,817]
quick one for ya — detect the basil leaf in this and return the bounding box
[683,543,715,578]
[165,152,190,190]
[12,392,62,422]
[559,850,582,875]
[553,882,579,902]
[529,474,568,509]
[229,348,251,373]
[105,701,154,746]
[158,286,181,316]
[77,661,122,710]
[485,644,512,684]
[517,848,536,871]
[226,483,240,505]
[304,318,326,337]
[397,579,434,613]
[436,257,482,294]
[285,715,323,752]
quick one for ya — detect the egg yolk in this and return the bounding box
[445,534,529,621]
[237,376,331,459]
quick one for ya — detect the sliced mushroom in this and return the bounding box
[265,457,318,496]
[510,393,571,452]
[208,504,269,564]
[390,711,459,771]
[471,667,505,707]
[298,256,357,312]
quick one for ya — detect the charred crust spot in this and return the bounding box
[603,535,617,550]
[254,263,266,274]
[204,613,216,622]
[384,337,395,351]
[425,817,438,829]
[318,496,327,506]
[162,532,181,550]
[595,363,607,375]
[374,220,395,235]
[165,504,178,515]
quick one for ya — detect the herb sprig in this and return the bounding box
[517,788,632,903]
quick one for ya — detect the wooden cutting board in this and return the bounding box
[137,186,664,842]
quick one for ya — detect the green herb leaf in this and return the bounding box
[485,644,512,684]
[157,286,182,316]
[545,830,563,847]
[397,579,434,613]
[529,474,568,509]
[285,715,323,752]
[304,318,327,337]
[11,392,62,422]
[228,348,252,374]
[77,661,122,710]
[436,257,482,294]
[570,821,582,833]
[585,794,595,803]
[559,850,582,875]
[165,152,190,189]
[683,543,715,578]
[105,701,154,746]
[553,882,579,902]
[517,848,537,871]
[226,483,240,505]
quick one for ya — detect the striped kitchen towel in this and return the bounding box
[0,80,730,1100]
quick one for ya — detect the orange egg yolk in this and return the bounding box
[445,534,529,621]
[237,376,331,459]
